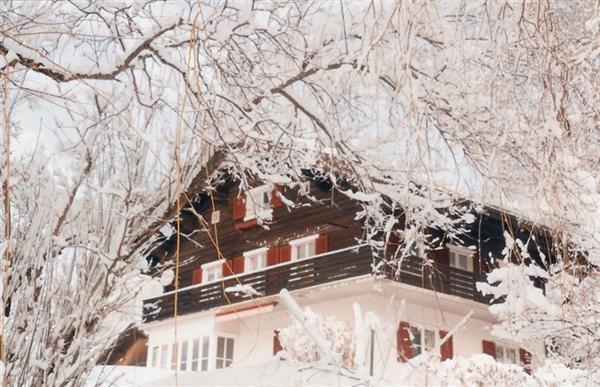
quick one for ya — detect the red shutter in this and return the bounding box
[233,256,245,274]
[482,340,496,358]
[232,194,246,220]
[396,321,412,362]
[192,268,203,284]
[439,330,453,360]
[520,348,532,374]
[279,245,292,263]
[428,247,450,265]
[223,260,234,277]
[267,247,280,266]
[315,234,329,255]
[271,185,284,208]
[273,330,283,355]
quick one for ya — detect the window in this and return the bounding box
[157,335,232,373]
[448,245,474,272]
[216,337,234,369]
[244,248,268,272]
[160,344,167,369]
[151,346,159,368]
[496,345,518,364]
[245,185,272,220]
[410,326,436,357]
[299,181,310,195]
[290,235,318,261]
[202,261,223,283]
[171,342,178,370]
[180,341,188,371]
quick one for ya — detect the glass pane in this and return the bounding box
[410,327,421,346]
[424,330,436,351]
[180,341,188,371]
[191,339,199,371]
[217,337,225,358]
[201,359,208,371]
[307,241,315,257]
[171,342,178,370]
[161,345,167,369]
[506,349,516,364]
[459,255,467,270]
[410,327,422,357]
[152,347,159,367]
[226,338,234,360]
[216,358,224,369]
[297,244,305,259]
[202,337,209,359]
[496,346,505,362]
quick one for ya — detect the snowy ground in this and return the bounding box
[87,355,591,387]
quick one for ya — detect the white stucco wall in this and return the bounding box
[142,278,542,373]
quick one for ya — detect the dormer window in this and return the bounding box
[448,245,474,272]
[202,260,223,283]
[245,185,272,221]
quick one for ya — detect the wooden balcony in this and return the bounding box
[142,245,491,323]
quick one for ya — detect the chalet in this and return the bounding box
[138,165,550,376]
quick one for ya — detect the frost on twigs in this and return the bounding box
[3,0,600,385]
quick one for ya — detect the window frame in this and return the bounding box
[201,260,223,283]
[215,336,235,369]
[496,344,519,365]
[243,247,269,273]
[290,234,319,261]
[409,325,437,358]
[448,244,474,272]
[244,185,273,221]
[152,335,234,373]
[298,181,311,196]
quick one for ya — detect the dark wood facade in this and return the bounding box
[143,177,551,323]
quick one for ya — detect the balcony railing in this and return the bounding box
[143,245,491,323]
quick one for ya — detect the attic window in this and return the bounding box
[202,260,223,283]
[244,185,272,221]
[290,234,318,260]
[299,181,311,195]
[448,245,474,272]
[244,247,268,272]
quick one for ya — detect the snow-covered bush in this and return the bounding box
[414,355,588,387]
[278,308,355,368]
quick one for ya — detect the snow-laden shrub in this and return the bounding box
[410,355,588,387]
[278,308,355,368]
